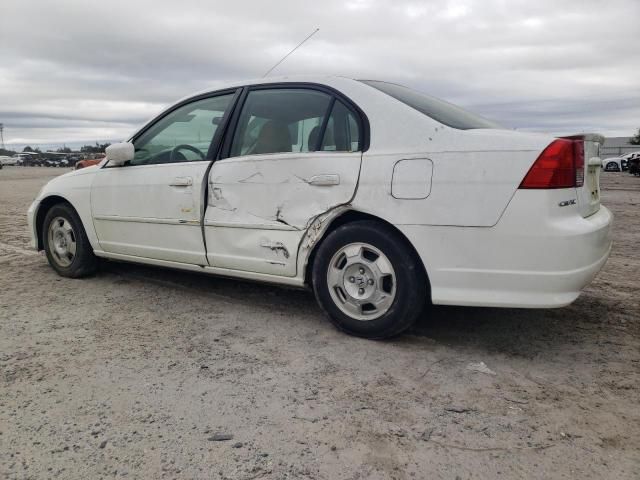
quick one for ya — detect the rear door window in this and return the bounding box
[321,100,361,152]
[229,88,332,157]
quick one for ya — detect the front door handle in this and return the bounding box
[169,176,193,187]
[308,174,340,186]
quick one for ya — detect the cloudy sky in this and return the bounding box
[2,0,639,150]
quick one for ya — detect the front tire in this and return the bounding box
[312,221,426,339]
[43,203,98,278]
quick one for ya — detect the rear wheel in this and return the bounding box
[43,204,98,278]
[312,221,426,339]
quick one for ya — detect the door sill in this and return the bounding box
[94,250,305,287]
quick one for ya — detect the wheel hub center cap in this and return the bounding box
[343,264,375,300]
[55,232,67,251]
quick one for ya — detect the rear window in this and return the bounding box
[360,80,502,130]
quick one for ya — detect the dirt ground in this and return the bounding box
[0,166,638,480]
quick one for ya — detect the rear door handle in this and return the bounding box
[308,174,340,186]
[169,176,193,187]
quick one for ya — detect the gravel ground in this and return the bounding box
[1,167,638,479]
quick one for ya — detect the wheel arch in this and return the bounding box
[302,209,431,300]
[606,160,620,171]
[34,195,76,251]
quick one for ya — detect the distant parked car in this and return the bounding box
[629,157,640,176]
[18,155,42,167]
[0,156,18,166]
[43,158,69,167]
[602,157,623,171]
[75,158,104,170]
[621,151,640,171]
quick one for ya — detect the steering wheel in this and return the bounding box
[169,144,205,163]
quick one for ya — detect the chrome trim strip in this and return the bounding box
[93,215,200,226]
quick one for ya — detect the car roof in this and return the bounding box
[129,75,369,141]
[174,75,361,105]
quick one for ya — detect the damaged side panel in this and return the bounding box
[203,152,361,277]
[208,228,299,274]
[295,205,353,280]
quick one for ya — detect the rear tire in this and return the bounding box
[43,203,98,278]
[312,220,426,339]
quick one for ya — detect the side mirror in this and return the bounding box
[105,142,135,166]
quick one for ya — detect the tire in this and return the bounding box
[42,203,98,278]
[312,220,426,339]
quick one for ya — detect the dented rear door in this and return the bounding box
[204,151,361,276]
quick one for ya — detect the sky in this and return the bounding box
[1,0,639,150]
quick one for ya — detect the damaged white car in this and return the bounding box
[28,76,612,338]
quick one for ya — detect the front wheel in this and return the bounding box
[43,203,98,278]
[312,221,427,339]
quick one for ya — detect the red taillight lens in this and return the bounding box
[519,139,585,189]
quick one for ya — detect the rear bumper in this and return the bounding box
[427,239,611,308]
[400,191,613,308]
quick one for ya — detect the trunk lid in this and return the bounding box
[562,133,604,218]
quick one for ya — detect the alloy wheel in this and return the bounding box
[47,216,76,267]
[326,242,397,321]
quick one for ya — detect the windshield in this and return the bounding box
[360,80,502,130]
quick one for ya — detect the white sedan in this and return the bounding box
[27,76,612,338]
[0,156,19,166]
[602,157,624,171]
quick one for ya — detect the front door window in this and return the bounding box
[132,94,234,165]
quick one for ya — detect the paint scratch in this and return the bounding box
[238,172,265,183]
[260,240,290,259]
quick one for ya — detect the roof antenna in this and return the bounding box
[262,28,320,78]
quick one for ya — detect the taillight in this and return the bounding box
[519,139,585,189]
